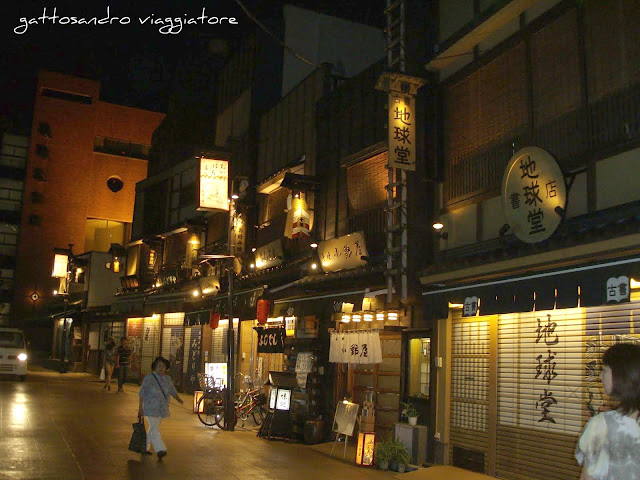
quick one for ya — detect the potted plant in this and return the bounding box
[389,437,412,473]
[401,401,419,426]
[374,435,392,470]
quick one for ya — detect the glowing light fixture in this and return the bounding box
[310,243,318,249]
[352,314,361,322]
[363,313,373,322]
[355,431,376,467]
[341,314,351,323]
[192,289,200,297]
[433,222,444,230]
[376,312,385,321]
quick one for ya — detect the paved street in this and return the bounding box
[0,366,401,480]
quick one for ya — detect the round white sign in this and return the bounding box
[501,147,566,243]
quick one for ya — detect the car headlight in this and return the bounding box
[17,353,27,362]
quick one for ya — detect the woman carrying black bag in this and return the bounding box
[138,356,184,460]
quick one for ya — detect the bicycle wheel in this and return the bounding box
[252,404,266,425]
[197,392,222,427]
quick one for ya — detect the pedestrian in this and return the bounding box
[103,337,117,391]
[116,337,133,392]
[575,343,640,479]
[138,356,184,460]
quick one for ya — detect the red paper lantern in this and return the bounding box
[209,312,220,329]
[256,299,270,325]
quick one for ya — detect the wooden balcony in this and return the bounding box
[444,82,640,206]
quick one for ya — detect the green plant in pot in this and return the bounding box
[402,401,419,426]
[374,434,393,470]
[390,438,412,473]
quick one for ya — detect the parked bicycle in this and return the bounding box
[213,373,267,429]
[196,373,225,427]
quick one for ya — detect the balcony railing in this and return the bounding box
[444,82,640,206]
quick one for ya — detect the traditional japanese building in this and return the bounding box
[420,0,640,478]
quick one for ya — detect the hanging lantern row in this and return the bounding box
[340,311,399,323]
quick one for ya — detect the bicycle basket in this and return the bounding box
[254,393,267,406]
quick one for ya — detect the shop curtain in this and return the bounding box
[329,331,382,364]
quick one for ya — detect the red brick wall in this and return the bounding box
[13,71,164,321]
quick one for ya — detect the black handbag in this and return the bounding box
[128,416,147,453]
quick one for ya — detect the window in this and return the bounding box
[84,219,127,252]
[41,88,92,104]
[94,136,151,160]
[408,337,431,397]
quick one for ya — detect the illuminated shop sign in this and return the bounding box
[198,158,229,211]
[502,147,566,243]
[318,232,368,273]
[388,92,416,170]
[254,238,284,270]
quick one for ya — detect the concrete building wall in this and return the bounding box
[281,5,384,97]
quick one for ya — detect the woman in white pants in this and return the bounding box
[138,356,184,459]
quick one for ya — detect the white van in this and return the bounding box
[0,327,28,381]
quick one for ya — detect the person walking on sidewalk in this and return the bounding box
[138,356,184,460]
[116,337,133,392]
[103,338,117,391]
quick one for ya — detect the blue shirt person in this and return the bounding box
[137,356,184,459]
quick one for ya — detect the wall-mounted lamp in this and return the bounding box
[192,289,200,297]
[433,222,448,240]
[251,247,257,252]
[311,263,318,270]
[310,243,318,249]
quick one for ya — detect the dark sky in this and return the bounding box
[0,0,386,133]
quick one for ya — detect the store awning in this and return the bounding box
[111,293,146,314]
[207,286,265,320]
[184,309,211,326]
[422,255,640,319]
[272,289,367,318]
[143,291,186,316]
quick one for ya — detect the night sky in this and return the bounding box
[0,0,386,133]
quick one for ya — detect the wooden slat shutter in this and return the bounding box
[450,312,491,472]
[449,300,640,479]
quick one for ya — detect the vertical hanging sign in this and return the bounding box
[198,158,229,211]
[388,92,416,171]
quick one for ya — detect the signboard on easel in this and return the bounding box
[330,401,359,458]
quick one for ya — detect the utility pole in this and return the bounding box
[58,244,74,373]
[225,198,236,430]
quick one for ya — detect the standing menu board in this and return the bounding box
[332,401,359,436]
[185,325,202,393]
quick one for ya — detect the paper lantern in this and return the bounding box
[256,299,270,325]
[355,432,376,466]
[193,391,204,413]
[209,312,220,329]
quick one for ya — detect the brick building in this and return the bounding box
[14,71,164,350]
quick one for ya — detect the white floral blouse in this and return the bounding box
[138,372,178,418]
[575,409,640,479]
